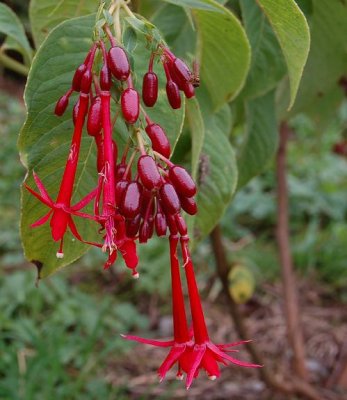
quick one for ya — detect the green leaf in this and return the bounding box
[193,104,237,242]
[194,5,251,109]
[290,0,347,116]
[256,0,310,109]
[186,98,205,181]
[0,3,32,64]
[19,15,185,277]
[29,0,98,47]
[240,0,286,99]
[237,90,278,188]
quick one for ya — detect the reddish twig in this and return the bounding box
[276,122,308,380]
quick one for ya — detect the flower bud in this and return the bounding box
[121,88,140,124]
[108,46,130,81]
[115,180,129,205]
[155,212,167,237]
[160,183,180,215]
[72,64,86,91]
[145,124,171,159]
[120,181,142,218]
[166,80,181,109]
[179,195,197,215]
[126,214,141,238]
[138,155,162,190]
[87,96,102,136]
[142,72,158,107]
[169,166,196,197]
[55,92,71,116]
[100,63,111,91]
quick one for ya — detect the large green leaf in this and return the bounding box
[240,0,286,99]
[0,3,32,64]
[256,0,310,109]
[163,0,251,110]
[237,90,278,188]
[19,15,185,278]
[290,0,347,116]
[192,102,237,242]
[29,0,98,47]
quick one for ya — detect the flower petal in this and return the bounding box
[31,209,53,228]
[121,334,174,347]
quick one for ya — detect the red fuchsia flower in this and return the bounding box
[25,93,98,257]
[123,235,260,388]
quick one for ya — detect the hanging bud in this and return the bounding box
[72,64,86,92]
[145,124,171,159]
[108,46,130,81]
[155,212,167,237]
[115,180,129,205]
[121,88,140,124]
[120,181,142,218]
[172,58,192,84]
[179,195,197,215]
[139,218,154,243]
[80,69,93,94]
[55,90,72,116]
[87,96,102,136]
[159,183,181,215]
[126,214,141,238]
[142,72,158,107]
[169,166,196,197]
[166,80,181,109]
[138,155,162,190]
[100,63,112,91]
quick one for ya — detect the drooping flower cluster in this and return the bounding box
[25,19,259,388]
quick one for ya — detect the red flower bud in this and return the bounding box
[55,92,71,116]
[108,46,130,81]
[142,72,158,107]
[87,96,102,136]
[120,181,142,218]
[175,213,187,236]
[145,124,171,159]
[166,80,181,109]
[155,212,167,237]
[160,183,180,215]
[138,155,162,190]
[139,218,154,243]
[72,64,86,91]
[115,163,131,182]
[121,88,140,124]
[115,180,129,205]
[172,58,191,84]
[80,69,93,94]
[100,63,111,91]
[169,166,196,197]
[126,214,141,238]
[183,82,195,99]
[179,195,197,215]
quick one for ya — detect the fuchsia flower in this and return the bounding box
[123,236,260,388]
[25,20,260,388]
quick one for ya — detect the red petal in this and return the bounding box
[207,342,261,368]
[24,184,53,208]
[50,209,69,241]
[119,240,138,269]
[72,187,98,211]
[186,345,206,389]
[31,210,53,228]
[201,349,221,378]
[158,345,187,381]
[33,172,54,203]
[121,334,174,347]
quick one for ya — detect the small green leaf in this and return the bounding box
[193,104,237,242]
[256,0,310,109]
[240,0,286,99]
[29,0,98,47]
[0,3,32,64]
[237,90,278,188]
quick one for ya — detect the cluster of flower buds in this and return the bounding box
[25,22,258,388]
